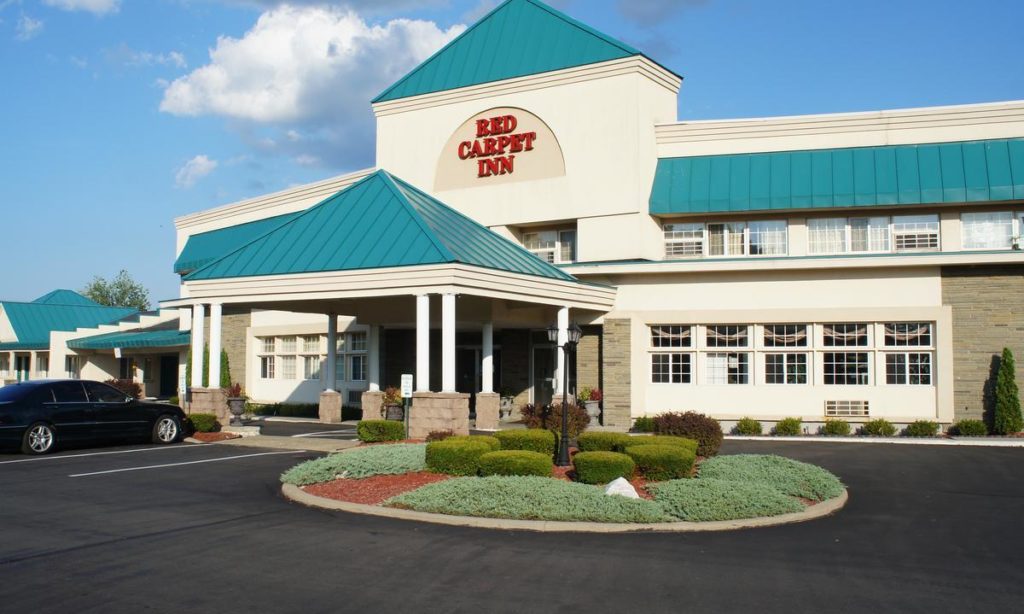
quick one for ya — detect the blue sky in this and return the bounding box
[1,0,1021,304]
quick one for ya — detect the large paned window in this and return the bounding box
[649,325,693,384]
[809,215,939,254]
[765,353,808,384]
[962,212,1016,249]
[885,353,932,385]
[823,352,870,385]
[64,356,80,379]
[256,330,367,382]
[824,323,869,347]
[706,353,749,384]
[764,324,808,347]
[260,356,275,379]
[706,325,749,348]
[280,355,297,380]
[36,354,49,378]
[523,229,577,264]
[663,221,787,258]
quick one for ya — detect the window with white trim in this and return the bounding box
[824,323,868,347]
[706,325,749,348]
[350,355,367,382]
[64,356,80,379]
[765,353,807,384]
[0,355,8,377]
[764,324,808,347]
[142,358,153,383]
[664,221,787,258]
[823,352,870,385]
[301,335,321,353]
[884,323,931,347]
[260,356,275,379]
[649,325,693,384]
[280,336,297,353]
[706,352,749,385]
[809,215,939,254]
[885,352,932,385]
[35,354,49,379]
[280,355,296,380]
[303,355,321,380]
[962,212,1015,249]
[523,229,577,264]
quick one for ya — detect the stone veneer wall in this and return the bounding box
[202,312,250,387]
[942,264,1024,421]
[602,319,631,430]
[576,325,602,392]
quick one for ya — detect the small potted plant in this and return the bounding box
[499,387,516,420]
[225,383,247,426]
[578,386,602,420]
[381,386,404,421]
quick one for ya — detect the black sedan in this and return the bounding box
[0,380,187,455]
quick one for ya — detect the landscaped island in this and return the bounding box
[281,413,846,528]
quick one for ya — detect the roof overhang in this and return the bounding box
[162,263,616,313]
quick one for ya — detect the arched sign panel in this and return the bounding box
[435,107,566,191]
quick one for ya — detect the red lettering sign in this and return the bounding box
[459,114,535,179]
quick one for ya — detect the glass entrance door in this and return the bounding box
[14,355,30,382]
[532,346,555,406]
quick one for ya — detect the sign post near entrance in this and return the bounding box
[401,373,413,438]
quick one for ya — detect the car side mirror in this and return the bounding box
[125,396,134,404]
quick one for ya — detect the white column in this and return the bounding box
[208,303,223,388]
[190,303,205,388]
[416,294,430,392]
[325,314,337,392]
[555,306,569,399]
[442,293,456,392]
[368,325,381,392]
[481,322,494,394]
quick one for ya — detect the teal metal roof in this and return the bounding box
[185,170,577,283]
[0,342,48,351]
[174,212,301,275]
[650,138,1024,215]
[68,329,190,351]
[373,0,647,103]
[0,301,137,347]
[32,289,101,306]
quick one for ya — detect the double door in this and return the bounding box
[15,355,30,381]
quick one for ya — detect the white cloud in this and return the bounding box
[15,14,42,40]
[42,0,120,15]
[107,44,187,69]
[175,155,218,188]
[159,5,463,168]
[615,0,708,25]
[69,55,88,68]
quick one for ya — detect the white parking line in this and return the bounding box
[291,430,356,438]
[68,450,301,478]
[0,444,211,465]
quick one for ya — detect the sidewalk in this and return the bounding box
[725,435,1024,447]
[185,435,360,453]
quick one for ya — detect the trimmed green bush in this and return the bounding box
[652,411,724,456]
[616,435,698,455]
[573,451,635,484]
[903,420,939,438]
[773,417,802,436]
[356,420,405,443]
[651,478,804,522]
[577,432,635,452]
[425,439,492,476]
[425,430,455,442]
[447,435,501,451]
[994,347,1023,435]
[493,429,556,455]
[187,413,219,433]
[861,418,897,437]
[632,416,656,433]
[734,417,763,435]
[386,476,673,523]
[281,444,426,485]
[624,444,696,481]
[821,419,852,437]
[478,450,552,477]
[951,419,988,437]
[698,454,844,501]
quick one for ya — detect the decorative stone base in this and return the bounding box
[361,390,385,421]
[189,388,228,425]
[409,392,470,439]
[475,393,500,431]
[319,391,342,424]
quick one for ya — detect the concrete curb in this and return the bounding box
[186,435,357,453]
[725,435,1024,447]
[281,483,848,533]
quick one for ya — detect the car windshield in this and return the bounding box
[0,384,33,402]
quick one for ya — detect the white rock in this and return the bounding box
[603,477,640,499]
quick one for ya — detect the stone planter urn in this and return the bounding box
[227,397,246,426]
[584,400,601,420]
[499,396,515,420]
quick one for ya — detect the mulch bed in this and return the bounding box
[192,432,241,442]
[303,471,451,505]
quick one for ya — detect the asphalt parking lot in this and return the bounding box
[1,439,1023,613]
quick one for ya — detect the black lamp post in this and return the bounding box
[547,321,582,466]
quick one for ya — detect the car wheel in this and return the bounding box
[152,415,181,444]
[22,422,56,455]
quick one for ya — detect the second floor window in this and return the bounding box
[523,229,576,264]
[664,221,787,258]
[809,215,940,254]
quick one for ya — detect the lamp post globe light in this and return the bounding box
[547,321,583,466]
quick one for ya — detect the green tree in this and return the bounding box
[993,347,1023,435]
[81,270,151,311]
[185,346,231,389]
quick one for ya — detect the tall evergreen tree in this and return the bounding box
[993,347,1023,435]
[184,346,231,389]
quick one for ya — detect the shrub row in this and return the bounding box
[478,450,552,477]
[187,413,219,433]
[572,451,635,485]
[623,444,696,481]
[494,429,556,455]
[425,431,556,477]
[733,416,946,438]
[357,420,405,443]
[650,412,723,457]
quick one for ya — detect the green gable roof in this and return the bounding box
[174,211,302,275]
[650,138,1024,215]
[373,0,645,103]
[32,289,101,306]
[185,170,577,283]
[68,328,191,351]
[0,301,137,347]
